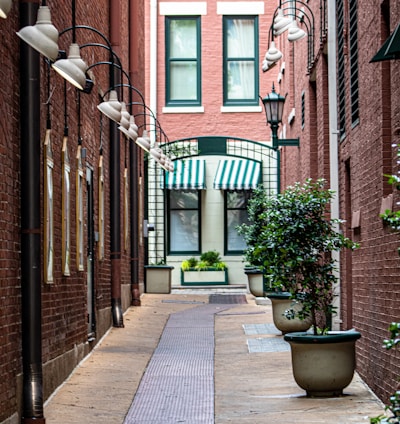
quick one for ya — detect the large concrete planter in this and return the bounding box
[244,268,265,297]
[181,268,228,285]
[284,331,361,397]
[145,265,174,294]
[266,292,312,334]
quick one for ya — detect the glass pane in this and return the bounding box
[170,62,198,100]
[227,19,254,58]
[170,191,198,209]
[170,19,197,58]
[227,209,248,251]
[170,210,199,251]
[227,61,255,99]
[227,191,251,208]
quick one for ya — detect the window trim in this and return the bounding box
[165,16,202,107]
[224,190,251,255]
[222,15,259,107]
[167,190,202,255]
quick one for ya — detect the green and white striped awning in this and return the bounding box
[213,159,261,190]
[164,159,206,190]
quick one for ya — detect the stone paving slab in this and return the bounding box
[44,292,386,424]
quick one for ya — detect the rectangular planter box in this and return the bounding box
[145,265,174,293]
[181,268,228,286]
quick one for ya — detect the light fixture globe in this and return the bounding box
[287,20,307,42]
[135,130,151,152]
[16,5,59,61]
[97,90,122,124]
[265,41,282,63]
[262,84,286,126]
[51,43,88,90]
[0,0,12,19]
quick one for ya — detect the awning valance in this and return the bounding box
[213,159,261,190]
[164,159,206,190]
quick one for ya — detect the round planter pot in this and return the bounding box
[244,268,264,297]
[284,331,361,397]
[266,292,312,334]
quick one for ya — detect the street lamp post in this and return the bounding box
[262,83,300,149]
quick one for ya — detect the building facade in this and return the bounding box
[0,1,146,422]
[144,0,400,406]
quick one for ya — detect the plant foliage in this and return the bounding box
[238,178,358,335]
[181,250,227,271]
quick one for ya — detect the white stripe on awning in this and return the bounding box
[164,159,206,190]
[213,159,261,190]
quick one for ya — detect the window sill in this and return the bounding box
[162,106,204,114]
[220,106,262,113]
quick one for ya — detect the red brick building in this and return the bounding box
[0,1,146,422]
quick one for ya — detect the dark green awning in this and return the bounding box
[370,23,400,63]
[213,159,261,190]
[164,159,206,190]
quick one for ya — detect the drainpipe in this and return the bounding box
[327,1,341,330]
[109,1,124,327]
[129,0,140,306]
[19,1,46,422]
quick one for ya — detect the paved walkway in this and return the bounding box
[44,290,385,423]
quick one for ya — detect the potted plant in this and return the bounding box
[145,259,174,294]
[238,185,312,333]
[251,178,360,397]
[181,250,228,285]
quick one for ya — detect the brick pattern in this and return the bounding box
[0,1,145,421]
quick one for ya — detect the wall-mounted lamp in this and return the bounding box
[97,90,122,123]
[263,0,316,73]
[0,0,11,18]
[16,4,59,61]
[52,43,87,90]
[261,84,299,149]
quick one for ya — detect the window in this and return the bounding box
[337,0,346,138]
[165,17,201,106]
[349,0,359,125]
[168,191,201,253]
[301,91,305,129]
[225,191,251,253]
[223,16,258,105]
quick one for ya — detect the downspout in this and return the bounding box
[129,0,140,306]
[150,0,157,124]
[19,0,46,422]
[327,0,341,330]
[109,1,124,327]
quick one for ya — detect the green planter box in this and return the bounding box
[181,268,228,286]
[145,265,174,293]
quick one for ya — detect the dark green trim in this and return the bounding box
[222,15,259,106]
[165,16,201,106]
[266,291,292,300]
[284,331,361,344]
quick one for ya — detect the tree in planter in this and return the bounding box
[240,178,358,335]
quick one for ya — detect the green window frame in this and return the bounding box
[225,190,252,254]
[165,16,201,106]
[167,190,201,254]
[223,16,259,106]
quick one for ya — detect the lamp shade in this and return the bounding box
[262,51,277,73]
[0,0,11,19]
[135,130,151,152]
[287,20,306,42]
[273,9,292,34]
[127,116,139,141]
[262,84,286,125]
[118,102,131,137]
[265,41,282,63]
[97,90,122,124]
[52,43,88,90]
[150,142,162,161]
[16,5,59,61]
